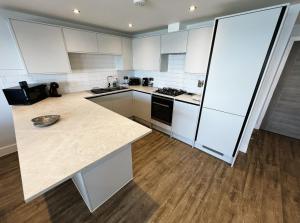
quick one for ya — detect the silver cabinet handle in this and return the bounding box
[202,145,223,156]
[152,102,169,108]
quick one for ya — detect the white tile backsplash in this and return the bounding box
[133,55,206,94]
[0,69,123,94]
[167,54,186,73]
[0,52,127,94]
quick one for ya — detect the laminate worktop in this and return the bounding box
[12,91,151,202]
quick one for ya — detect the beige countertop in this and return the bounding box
[12,91,151,202]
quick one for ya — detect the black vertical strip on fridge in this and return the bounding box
[194,20,219,141]
[231,6,287,157]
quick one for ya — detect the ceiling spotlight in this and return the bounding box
[189,5,197,12]
[128,23,133,28]
[73,9,80,14]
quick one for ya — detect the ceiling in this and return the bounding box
[0,0,299,33]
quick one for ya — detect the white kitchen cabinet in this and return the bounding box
[185,27,213,74]
[88,91,133,118]
[89,95,114,111]
[10,19,71,74]
[172,100,200,145]
[63,28,98,53]
[133,91,151,122]
[161,31,188,54]
[195,108,244,159]
[203,8,282,116]
[97,34,122,55]
[195,6,285,164]
[112,91,133,117]
[119,38,133,70]
[132,36,160,71]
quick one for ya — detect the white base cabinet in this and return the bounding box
[89,91,133,118]
[132,91,151,122]
[172,100,200,145]
[195,108,244,162]
[73,144,133,212]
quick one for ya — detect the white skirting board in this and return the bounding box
[0,144,17,157]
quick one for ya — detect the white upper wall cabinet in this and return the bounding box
[10,20,71,74]
[121,38,133,70]
[97,34,122,55]
[161,31,188,54]
[185,27,213,74]
[132,36,160,71]
[63,28,98,53]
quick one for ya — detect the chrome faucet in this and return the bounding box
[107,75,114,88]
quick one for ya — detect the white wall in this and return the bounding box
[0,16,23,156]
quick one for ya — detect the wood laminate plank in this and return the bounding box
[0,130,299,223]
[262,41,300,139]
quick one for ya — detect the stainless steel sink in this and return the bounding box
[91,87,128,94]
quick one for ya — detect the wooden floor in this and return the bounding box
[0,130,300,223]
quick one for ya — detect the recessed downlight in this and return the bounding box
[128,23,133,28]
[189,5,197,12]
[73,8,80,14]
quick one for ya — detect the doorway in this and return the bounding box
[261,41,300,139]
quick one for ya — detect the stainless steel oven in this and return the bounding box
[151,95,174,126]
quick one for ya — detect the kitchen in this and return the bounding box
[0,0,300,222]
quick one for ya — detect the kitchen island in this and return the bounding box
[11,91,151,212]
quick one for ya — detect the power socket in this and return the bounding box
[198,80,204,88]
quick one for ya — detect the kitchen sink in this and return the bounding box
[91,86,128,94]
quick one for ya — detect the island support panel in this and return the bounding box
[72,144,133,212]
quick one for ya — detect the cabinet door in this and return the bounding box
[63,28,98,53]
[121,38,133,70]
[172,101,200,144]
[11,20,71,74]
[185,27,213,74]
[97,34,122,55]
[132,36,160,71]
[89,95,113,110]
[196,108,244,157]
[133,91,151,122]
[161,31,188,54]
[203,8,282,116]
[112,91,133,118]
[88,92,133,118]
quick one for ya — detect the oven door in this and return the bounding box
[151,95,174,126]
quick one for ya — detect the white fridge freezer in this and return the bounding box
[195,5,287,164]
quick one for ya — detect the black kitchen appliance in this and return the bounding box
[155,88,186,97]
[151,95,174,126]
[128,77,141,86]
[2,82,48,105]
[142,77,149,86]
[49,82,61,97]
